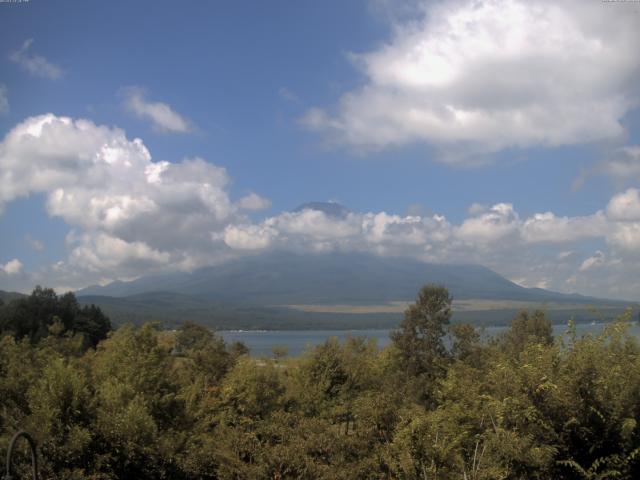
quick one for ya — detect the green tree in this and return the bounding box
[450,322,483,366]
[502,309,553,355]
[0,286,110,348]
[390,284,452,403]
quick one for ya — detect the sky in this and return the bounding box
[1,0,640,300]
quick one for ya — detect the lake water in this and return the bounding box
[220,322,640,357]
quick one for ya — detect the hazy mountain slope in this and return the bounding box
[0,290,26,303]
[77,251,614,305]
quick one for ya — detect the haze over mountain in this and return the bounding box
[71,250,637,329]
[77,250,613,305]
[76,203,619,306]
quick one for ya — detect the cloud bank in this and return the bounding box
[1,114,640,299]
[301,0,640,160]
[224,193,640,299]
[0,114,249,287]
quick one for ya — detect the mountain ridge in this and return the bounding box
[77,251,623,305]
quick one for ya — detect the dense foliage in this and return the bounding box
[0,286,111,348]
[1,284,640,479]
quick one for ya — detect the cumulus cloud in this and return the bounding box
[0,114,247,285]
[237,192,272,211]
[67,233,171,274]
[301,0,640,159]
[456,204,519,244]
[608,223,640,252]
[1,259,23,275]
[223,224,277,250]
[9,39,63,80]
[218,194,640,299]
[0,85,8,114]
[522,211,608,243]
[122,87,194,133]
[222,201,604,258]
[264,204,600,253]
[222,209,453,257]
[605,189,640,253]
[2,113,640,299]
[606,188,640,222]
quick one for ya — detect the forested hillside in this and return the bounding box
[1,285,640,479]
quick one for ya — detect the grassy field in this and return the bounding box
[280,299,639,328]
[77,293,638,330]
[284,298,635,314]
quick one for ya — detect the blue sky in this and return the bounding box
[1,0,640,299]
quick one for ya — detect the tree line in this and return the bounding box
[0,285,639,479]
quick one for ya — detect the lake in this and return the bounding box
[220,322,640,357]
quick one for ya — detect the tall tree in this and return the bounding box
[390,284,452,403]
[502,309,553,355]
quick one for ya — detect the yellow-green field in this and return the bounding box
[283,299,629,314]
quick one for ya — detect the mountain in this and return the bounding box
[75,251,637,329]
[77,251,614,305]
[0,290,26,303]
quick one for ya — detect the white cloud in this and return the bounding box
[608,223,640,252]
[606,188,640,222]
[217,192,640,299]
[580,250,605,272]
[0,85,8,114]
[25,234,44,252]
[122,87,194,133]
[1,259,23,275]
[0,114,243,285]
[224,224,276,250]
[237,192,272,211]
[223,208,453,258]
[575,146,640,187]
[557,251,574,261]
[2,113,640,299]
[522,211,607,243]
[301,0,640,160]
[466,203,487,216]
[68,233,171,273]
[271,210,362,240]
[456,203,519,244]
[9,39,63,80]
